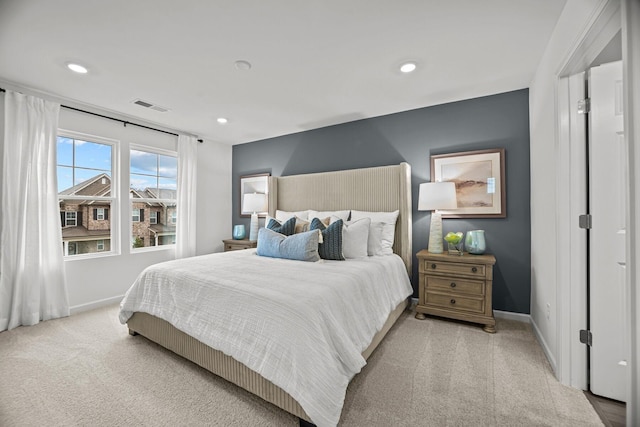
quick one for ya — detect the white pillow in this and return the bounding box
[338,218,370,259]
[350,210,399,256]
[309,210,350,222]
[276,209,309,221]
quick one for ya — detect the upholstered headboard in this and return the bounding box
[268,163,413,275]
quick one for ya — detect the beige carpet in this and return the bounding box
[0,304,602,426]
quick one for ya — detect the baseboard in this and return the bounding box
[530,317,558,376]
[494,310,531,323]
[70,295,123,315]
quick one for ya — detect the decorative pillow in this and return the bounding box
[340,218,370,259]
[310,218,345,261]
[256,228,320,262]
[276,209,309,221]
[308,210,350,222]
[266,216,296,236]
[350,210,399,256]
[271,211,310,233]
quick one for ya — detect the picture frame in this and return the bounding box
[240,173,270,217]
[431,148,505,218]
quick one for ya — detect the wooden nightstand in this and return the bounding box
[415,250,497,333]
[223,239,257,252]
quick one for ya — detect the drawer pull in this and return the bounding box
[450,282,456,288]
[472,267,478,273]
[450,299,456,304]
[431,263,437,269]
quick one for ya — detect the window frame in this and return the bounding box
[65,211,77,227]
[96,208,105,220]
[129,144,177,252]
[96,240,105,251]
[58,130,119,260]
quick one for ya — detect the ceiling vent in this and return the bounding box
[132,99,170,113]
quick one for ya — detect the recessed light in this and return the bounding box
[400,62,417,73]
[67,63,88,74]
[217,118,228,124]
[234,60,252,70]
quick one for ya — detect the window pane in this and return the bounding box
[57,166,73,193]
[132,202,176,249]
[158,178,177,191]
[130,173,157,192]
[60,200,112,256]
[75,140,112,172]
[57,137,112,195]
[158,155,177,179]
[57,137,73,166]
[130,150,158,176]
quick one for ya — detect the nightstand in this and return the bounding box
[223,239,257,252]
[415,250,497,333]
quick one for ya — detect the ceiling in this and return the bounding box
[0,0,566,145]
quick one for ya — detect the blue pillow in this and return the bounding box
[310,218,344,261]
[256,228,320,262]
[267,217,296,236]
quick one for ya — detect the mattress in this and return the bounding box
[119,249,412,427]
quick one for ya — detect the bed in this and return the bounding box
[119,162,413,426]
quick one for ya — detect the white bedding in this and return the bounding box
[119,249,412,427]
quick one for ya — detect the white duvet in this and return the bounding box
[119,249,412,427]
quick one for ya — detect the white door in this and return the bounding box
[589,60,626,402]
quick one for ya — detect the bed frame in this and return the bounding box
[127,162,413,423]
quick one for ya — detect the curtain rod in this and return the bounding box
[0,87,203,143]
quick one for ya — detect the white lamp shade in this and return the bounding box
[243,192,268,213]
[417,182,457,211]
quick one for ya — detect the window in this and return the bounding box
[57,132,116,258]
[65,211,77,227]
[130,146,177,250]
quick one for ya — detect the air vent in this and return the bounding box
[132,99,170,113]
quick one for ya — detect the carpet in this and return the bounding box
[0,304,602,426]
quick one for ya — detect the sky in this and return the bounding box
[57,137,177,193]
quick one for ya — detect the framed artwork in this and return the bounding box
[431,148,505,218]
[240,173,270,217]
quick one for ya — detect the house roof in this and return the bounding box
[61,226,110,240]
[59,173,111,196]
[149,224,176,235]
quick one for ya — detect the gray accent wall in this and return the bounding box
[232,89,531,314]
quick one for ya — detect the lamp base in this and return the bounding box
[427,212,444,254]
[249,212,259,242]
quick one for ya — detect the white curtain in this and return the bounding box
[176,135,198,258]
[0,91,69,331]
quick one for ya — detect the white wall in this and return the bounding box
[529,0,607,373]
[0,89,232,313]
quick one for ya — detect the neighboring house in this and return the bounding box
[59,174,176,255]
[59,173,112,256]
[130,187,177,248]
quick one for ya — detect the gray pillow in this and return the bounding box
[256,228,320,262]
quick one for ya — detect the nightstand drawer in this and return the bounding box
[223,239,257,252]
[425,291,485,314]
[225,243,253,251]
[422,259,486,278]
[426,276,485,296]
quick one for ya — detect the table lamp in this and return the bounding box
[418,182,457,253]
[243,193,268,242]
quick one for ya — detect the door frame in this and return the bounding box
[555,0,640,424]
[556,0,620,390]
